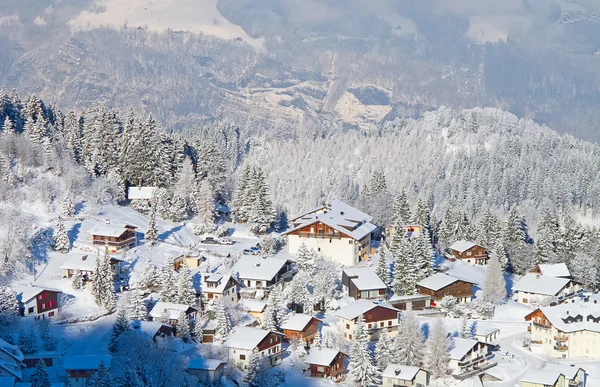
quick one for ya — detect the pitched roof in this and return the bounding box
[536,263,571,278]
[16,286,62,304]
[127,187,156,200]
[304,349,344,367]
[416,273,470,291]
[280,314,319,332]
[533,302,600,333]
[0,339,24,362]
[474,326,500,337]
[87,224,131,238]
[149,302,196,320]
[0,359,21,380]
[223,327,281,350]
[231,256,290,281]
[541,364,584,380]
[448,338,479,360]
[520,370,563,385]
[343,267,387,291]
[204,274,237,294]
[389,294,430,303]
[188,358,226,371]
[382,364,423,381]
[240,300,267,313]
[63,355,112,371]
[137,321,172,338]
[60,254,98,272]
[513,273,571,296]
[335,300,399,320]
[448,240,478,253]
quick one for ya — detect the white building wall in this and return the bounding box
[288,235,358,266]
[339,317,399,341]
[228,344,282,370]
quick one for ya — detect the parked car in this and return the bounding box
[200,237,218,245]
[250,246,261,253]
[217,238,234,245]
[243,249,259,255]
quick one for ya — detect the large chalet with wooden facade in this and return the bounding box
[224,327,285,370]
[283,200,377,266]
[336,300,400,341]
[525,301,600,359]
[86,222,137,253]
[280,314,321,344]
[17,285,62,320]
[445,240,488,265]
[416,273,475,304]
[304,349,347,382]
[448,338,495,378]
[342,267,387,300]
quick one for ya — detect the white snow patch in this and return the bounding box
[0,14,19,26]
[334,91,392,130]
[69,0,265,52]
[33,16,47,26]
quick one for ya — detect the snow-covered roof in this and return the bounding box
[304,349,344,366]
[149,302,196,320]
[204,274,236,294]
[381,364,423,381]
[284,200,377,240]
[416,273,469,291]
[0,339,23,362]
[223,327,280,350]
[240,300,267,313]
[520,370,563,385]
[541,364,584,380]
[343,267,387,291]
[474,326,500,337]
[87,223,133,238]
[63,355,112,371]
[127,186,156,200]
[513,273,571,296]
[280,314,318,332]
[536,263,571,278]
[0,359,21,380]
[60,254,98,272]
[336,299,399,321]
[137,321,172,338]
[231,256,290,281]
[534,302,600,333]
[448,240,478,253]
[188,358,226,371]
[448,338,479,360]
[16,285,62,304]
[389,294,430,303]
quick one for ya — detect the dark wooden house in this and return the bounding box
[305,349,347,382]
[416,273,475,304]
[88,223,137,253]
[280,314,321,344]
[445,240,488,265]
[342,267,387,300]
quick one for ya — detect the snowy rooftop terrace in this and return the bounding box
[343,267,387,291]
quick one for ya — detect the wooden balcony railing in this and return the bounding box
[532,321,551,329]
[298,232,342,239]
[554,345,568,351]
[554,335,568,341]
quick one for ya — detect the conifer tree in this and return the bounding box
[137,261,159,290]
[413,198,431,232]
[61,195,76,218]
[176,311,191,343]
[262,286,285,331]
[52,217,70,252]
[476,209,500,249]
[243,348,262,387]
[375,245,390,284]
[92,247,116,311]
[146,207,158,246]
[296,244,316,272]
[0,286,19,318]
[175,263,197,306]
[232,164,252,223]
[535,208,560,264]
[392,189,411,226]
[194,318,205,342]
[349,315,379,387]
[193,179,215,234]
[31,360,51,387]
[88,361,112,387]
[159,261,177,303]
[127,291,147,321]
[426,319,451,379]
[214,302,232,344]
[18,327,37,354]
[460,318,471,339]
[391,231,417,296]
[313,329,322,350]
[394,312,425,367]
[375,329,393,369]
[1,116,15,136]
[483,247,507,305]
[169,193,188,222]
[109,309,130,353]
[414,231,433,281]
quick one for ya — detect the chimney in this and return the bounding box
[566,311,569,315]
[105,219,110,224]
[394,369,401,376]
[81,255,87,261]
[536,274,541,279]
[27,282,33,287]
[255,262,261,267]
[595,300,598,304]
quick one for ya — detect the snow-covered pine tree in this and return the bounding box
[413,198,431,233]
[503,206,528,246]
[61,195,76,218]
[0,286,19,318]
[375,245,390,285]
[52,217,70,252]
[30,360,51,387]
[426,318,451,379]
[476,209,500,249]
[392,189,411,226]
[391,232,418,296]
[196,141,227,197]
[18,327,37,354]
[243,348,262,387]
[159,261,178,303]
[349,315,379,387]
[127,291,147,321]
[88,360,113,387]
[232,164,252,223]
[137,261,159,291]
[39,320,57,351]
[175,263,197,306]
[375,328,393,370]
[437,207,457,246]
[313,329,322,350]
[193,179,215,234]
[100,247,116,311]
[460,318,471,339]
[214,302,232,344]
[535,208,560,264]
[295,243,311,272]
[175,157,197,202]
[91,252,104,307]
[394,311,425,367]
[194,317,204,342]
[483,247,507,305]
[1,117,15,137]
[168,193,188,222]
[559,215,583,264]
[262,286,285,331]
[176,311,191,343]
[146,206,158,246]
[414,231,433,281]
[109,309,130,353]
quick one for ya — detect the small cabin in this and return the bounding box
[280,314,321,344]
[389,294,431,311]
[173,253,203,270]
[63,355,111,387]
[445,240,488,265]
[304,349,347,382]
[88,224,137,253]
[416,273,475,304]
[188,359,226,384]
[382,364,430,387]
[60,254,123,281]
[342,267,387,300]
[17,286,62,320]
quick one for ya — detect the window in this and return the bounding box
[28,307,34,314]
[349,240,353,245]
[240,355,246,360]
[256,281,262,287]
[368,324,372,329]
[49,311,55,317]
[316,366,325,373]
[388,321,392,326]
[38,294,45,300]
[380,322,384,327]
[349,334,352,340]
[318,248,321,252]
[41,303,46,310]
[346,324,350,329]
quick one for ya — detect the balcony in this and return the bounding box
[298,232,342,239]
[554,335,568,341]
[458,353,493,367]
[554,345,568,352]
[93,236,136,248]
[532,321,551,329]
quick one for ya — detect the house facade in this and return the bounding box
[542,364,585,387]
[63,355,111,387]
[187,359,226,383]
[382,364,430,387]
[341,267,387,300]
[203,274,240,304]
[531,263,572,279]
[148,302,198,325]
[513,274,581,305]
[283,200,377,266]
[336,300,400,341]
[520,370,566,387]
[448,338,495,377]
[232,256,295,290]
[389,294,432,311]
[304,349,347,382]
[0,338,24,382]
[224,327,285,370]
[17,286,62,319]
[416,274,475,304]
[474,327,500,343]
[60,254,123,282]
[525,303,600,359]
[445,241,488,265]
[280,314,321,344]
[88,224,137,253]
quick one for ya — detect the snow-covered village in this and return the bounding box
[0,90,599,387]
